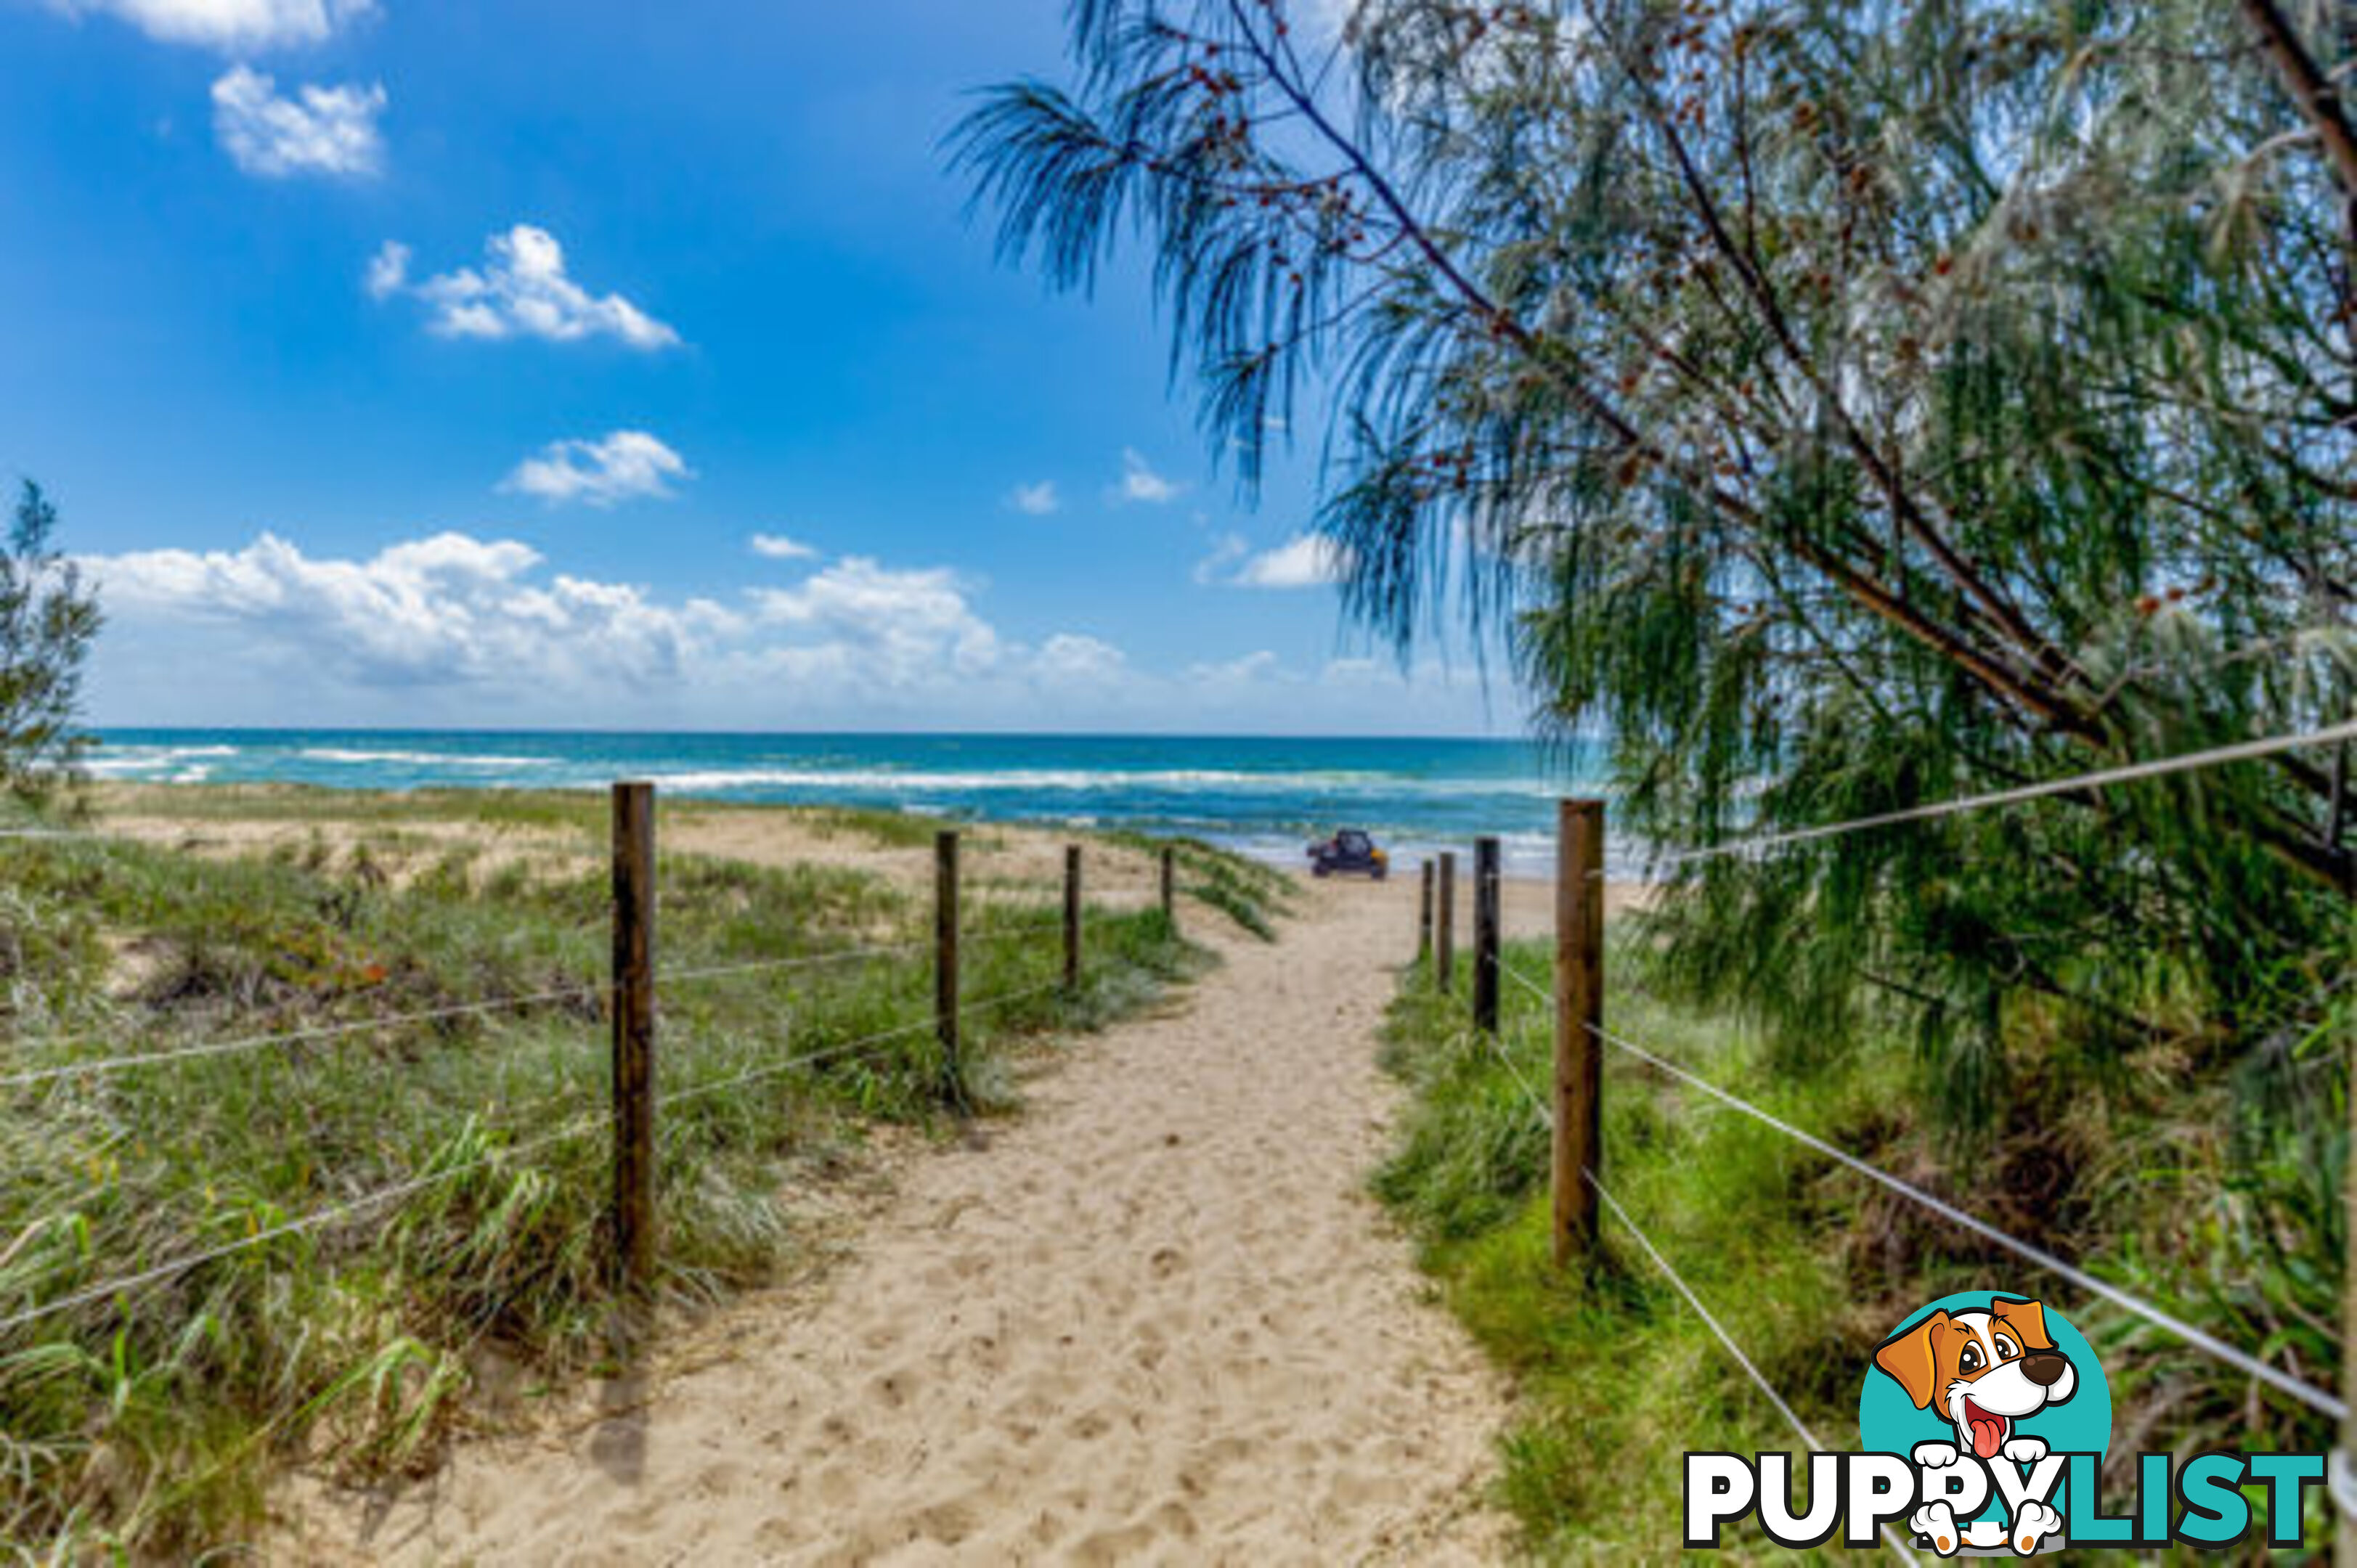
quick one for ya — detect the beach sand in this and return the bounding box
[86,783,1188,913]
[264,857,1565,1566]
[125,783,1658,1565]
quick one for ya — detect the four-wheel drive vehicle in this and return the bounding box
[1307,828,1388,879]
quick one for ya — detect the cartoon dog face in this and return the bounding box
[1873,1297,2077,1460]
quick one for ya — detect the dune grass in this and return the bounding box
[1377,941,2348,1561]
[0,800,1275,1560]
[1102,830,1296,942]
[1376,943,1917,1562]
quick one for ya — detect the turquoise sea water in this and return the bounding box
[89,730,1613,874]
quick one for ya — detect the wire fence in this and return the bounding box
[0,983,612,1092]
[0,1108,611,1339]
[0,912,1116,1095]
[1417,715,2356,1545]
[1,793,1192,1355]
[1640,716,2357,873]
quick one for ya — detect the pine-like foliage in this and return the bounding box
[956,0,2353,1120]
[0,482,99,809]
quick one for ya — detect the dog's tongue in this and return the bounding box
[1970,1413,2005,1459]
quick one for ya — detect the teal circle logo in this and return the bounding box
[1860,1291,2112,1548]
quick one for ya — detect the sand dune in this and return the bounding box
[281,875,1513,1565]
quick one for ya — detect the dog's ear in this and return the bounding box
[1990,1297,2053,1351]
[1873,1310,1946,1409]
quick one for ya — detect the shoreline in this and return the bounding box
[76,777,1648,915]
[72,732,1592,877]
[78,773,1621,886]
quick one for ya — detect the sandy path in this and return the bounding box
[290,878,1510,1565]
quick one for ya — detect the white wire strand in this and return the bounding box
[1501,962,1552,1008]
[1449,951,2338,1430]
[1585,1169,1921,1563]
[1478,1024,1550,1116]
[6,921,1074,1089]
[0,984,611,1091]
[9,975,1087,1334]
[961,979,1069,1018]
[964,918,1071,944]
[7,920,1069,1089]
[656,939,934,988]
[658,1019,932,1110]
[659,979,1070,1111]
[1587,1169,1823,1445]
[1645,717,2357,872]
[1593,1021,2348,1422]
[1467,965,1919,1556]
[0,1110,608,1338]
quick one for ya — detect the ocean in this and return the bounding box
[88,730,1616,874]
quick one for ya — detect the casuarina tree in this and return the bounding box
[0,481,99,810]
[956,0,2354,1123]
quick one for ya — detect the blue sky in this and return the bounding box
[0,0,1510,735]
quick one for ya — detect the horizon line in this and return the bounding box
[89,724,1582,746]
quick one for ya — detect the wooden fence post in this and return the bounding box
[1159,844,1176,926]
[1064,844,1083,995]
[1436,852,1457,992]
[1553,799,1605,1267]
[610,781,656,1291]
[1473,836,1501,1032]
[1418,858,1435,960]
[936,829,963,1108]
[2344,1024,2357,1568]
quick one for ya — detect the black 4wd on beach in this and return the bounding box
[1306,828,1388,880]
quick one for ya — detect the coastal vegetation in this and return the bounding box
[0,482,99,812]
[0,792,1279,1556]
[1378,940,2337,1558]
[963,0,2355,1547]
[1104,828,1298,939]
[961,0,2350,1119]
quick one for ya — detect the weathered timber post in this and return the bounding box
[2343,1003,2357,1568]
[1436,852,1457,992]
[1418,858,1435,961]
[1160,845,1176,927]
[1473,835,1501,1033]
[1063,844,1083,995]
[610,781,656,1291]
[1553,799,1605,1267]
[936,829,964,1110]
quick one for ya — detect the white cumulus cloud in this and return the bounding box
[1006,481,1060,517]
[45,0,376,50]
[1192,531,1249,585]
[752,558,1003,682]
[1116,449,1182,505]
[364,239,410,300]
[748,533,818,561]
[78,526,1492,732]
[211,65,384,179]
[85,531,716,689]
[367,225,680,351]
[502,430,691,508]
[1234,533,1350,589]
[1033,632,1126,684]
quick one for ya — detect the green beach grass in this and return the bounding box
[0,788,1282,1559]
[1372,939,2345,1563]
[1373,942,1910,1561]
